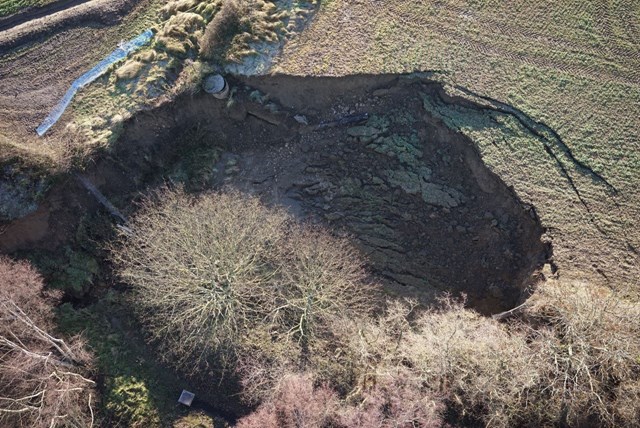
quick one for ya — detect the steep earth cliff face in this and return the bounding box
[0,74,549,312]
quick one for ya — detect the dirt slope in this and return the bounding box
[1,74,550,313]
[0,0,160,141]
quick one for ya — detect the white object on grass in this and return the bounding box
[178,390,195,406]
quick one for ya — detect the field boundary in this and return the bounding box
[0,0,141,54]
[0,0,92,32]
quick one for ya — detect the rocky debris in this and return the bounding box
[95,76,548,314]
[0,180,40,221]
[347,125,381,143]
[420,182,465,208]
[294,115,309,125]
[349,114,466,208]
[246,107,283,126]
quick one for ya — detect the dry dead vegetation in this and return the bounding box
[199,0,284,62]
[236,281,640,427]
[111,188,376,380]
[110,188,640,427]
[0,256,96,428]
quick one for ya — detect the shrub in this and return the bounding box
[236,373,340,428]
[524,279,640,427]
[339,367,444,428]
[401,298,540,427]
[111,188,288,370]
[0,256,96,428]
[104,376,160,427]
[110,187,377,384]
[28,247,100,298]
[339,298,541,427]
[237,370,444,428]
[341,286,640,427]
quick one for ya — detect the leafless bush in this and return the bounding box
[0,256,96,428]
[402,297,541,427]
[236,227,376,403]
[341,285,640,427]
[237,369,444,428]
[524,279,640,427]
[272,225,375,347]
[111,188,288,370]
[338,298,541,427]
[340,367,444,428]
[236,373,340,428]
[111,187,378,381]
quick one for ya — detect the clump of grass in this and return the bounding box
[199,0,243,60]
[200,0,285,62]
[159,0,200,20]
[115,60,146,81]
[155,12,206,58]
[104,376,161,427]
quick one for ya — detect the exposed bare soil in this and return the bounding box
[0,0,96,32]
[0,74,550,313]
[0,0,156,143]
[0,0,141,53]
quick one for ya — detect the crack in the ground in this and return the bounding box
[429,84,617,235]
[451,84,619,195]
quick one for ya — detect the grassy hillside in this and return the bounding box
[276,0,640,294]
[0,0,164,162]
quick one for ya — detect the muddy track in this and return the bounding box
[0,0,93,32]
[0,0,142,54]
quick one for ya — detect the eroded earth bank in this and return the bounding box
[1,74,550,313]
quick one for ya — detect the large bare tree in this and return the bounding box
[0,257,96,428]
[110,188,377,384]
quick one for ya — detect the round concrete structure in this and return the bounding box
[203,74,229,99]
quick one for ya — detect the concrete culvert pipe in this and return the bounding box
[203,74,229,99]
